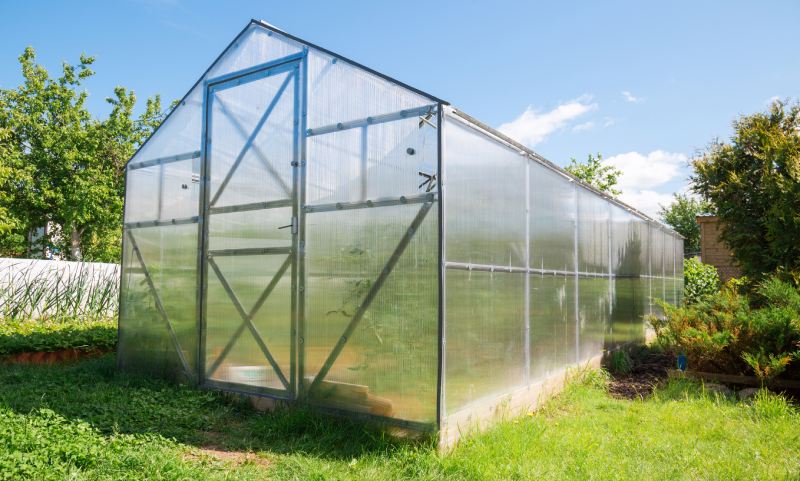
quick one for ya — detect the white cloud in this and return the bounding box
[572,121,595,132]
[766,95,781,105]
[603,150,687,191]
[621,91,644,103]
[602,117,615,127]
[498,96,597,146]
[617,190,676,217]
[603,150,689,217]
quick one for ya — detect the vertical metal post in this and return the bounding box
[116,167,130,372]
[435,104,447,429]
[523,155,531,385]
[297,48,309,400]
[647,223,652,315]
[573,184,580,364]
[359,126,368,201]
[157,161,165,221]
[196,82,213,385]
[289,62,301,398]
[607,205,613,345]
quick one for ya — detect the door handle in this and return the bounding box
[277,216,298,234]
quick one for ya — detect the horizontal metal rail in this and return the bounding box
[206,52,304,89]
[209,198,292,215]
[124,216,199,229]
[444,261,616,278]
[306,105,436,137]
[304,192,436,214]
[128,151,200,171]
[208,246,292,257]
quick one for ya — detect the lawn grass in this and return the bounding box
[0,356,798,480]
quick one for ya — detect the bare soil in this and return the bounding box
[607,350,673,400]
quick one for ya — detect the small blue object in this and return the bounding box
[677,354,688,371]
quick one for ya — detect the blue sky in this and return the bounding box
[1,1,798,216]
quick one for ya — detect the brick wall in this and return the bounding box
[696,215,742,282]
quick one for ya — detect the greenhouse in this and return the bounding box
[118,19,684,445]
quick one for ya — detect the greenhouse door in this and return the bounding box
[199,55,303,399]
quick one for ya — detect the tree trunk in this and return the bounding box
[70,226,82,260]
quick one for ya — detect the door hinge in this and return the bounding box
[291,216,298,235]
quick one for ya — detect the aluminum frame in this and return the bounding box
[198,54,303,398]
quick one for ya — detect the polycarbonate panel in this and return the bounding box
[208,69,296,208]
[128,86,203,174]
[304,205,438,423]
[124,167,161,223]
[611,206,646,277]
[306,116,438,205]
[578,190,610,274]
[444,116,527,267]
[530,163,576,272]
[578,277,610,361]
[118,224,198,378]
[306,49,433,129]
[530,274,575,382]
[208,25,303,80]
[204,254,292,390]
[445,269,525,414]
[610,277,648,345]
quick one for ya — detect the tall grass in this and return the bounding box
[0,261,119,322]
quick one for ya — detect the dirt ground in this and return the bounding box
[607,349,673,400]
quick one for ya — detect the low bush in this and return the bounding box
[0,317,116,355]
[651,275,800,383]
[683,257,720,304]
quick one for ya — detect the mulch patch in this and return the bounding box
[607,350,673,400]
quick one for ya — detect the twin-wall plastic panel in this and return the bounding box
[442,110,682,418]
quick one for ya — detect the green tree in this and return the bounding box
[692,99,800,284]
[0,47,162,262]
[658,193,713,255]
[565,153,622,195]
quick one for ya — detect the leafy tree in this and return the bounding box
[565,153,622,195]
[0,47,162,262]
[658,193,713,255]
[692,99,800,284]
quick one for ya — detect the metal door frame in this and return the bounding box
[198,52,305,400]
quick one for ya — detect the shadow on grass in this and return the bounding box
[0,354,419,459]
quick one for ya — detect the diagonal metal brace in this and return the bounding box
[306,200,435,396]
[125,230,192,379]
[207,256,290,390]
[205,254,292,379]
[209,88,294,199]
[210,71,294,206]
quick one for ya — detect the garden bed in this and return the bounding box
[0,318,117,360]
